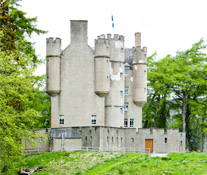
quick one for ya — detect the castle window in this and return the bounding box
[91,115,96,125]
[165,138,167,143]
[130,118,134,128]
[120,108,123,114]
[125,67,129,75]
[120,91,123,97]
[107,136,109,143]
[124,118,128,127]
[125,87,129,95]
[124,103,129,111]
[85,136,87,141]
[121,48,124,53]
[131,138,134,143]
[120,72,123,78]
[59,115,64,124]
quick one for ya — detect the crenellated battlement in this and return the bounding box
[95,34,124,42]
[132,46,147,64]
[47,37,61,44]
[95,34,110,58]
[46,37,61,56]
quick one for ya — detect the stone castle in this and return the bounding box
[46,20,146,129]
[24,20,185,153]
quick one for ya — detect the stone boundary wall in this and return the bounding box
[24,127,185,153]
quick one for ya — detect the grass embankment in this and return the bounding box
[1,151,207,175]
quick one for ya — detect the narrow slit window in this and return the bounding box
[120,91,123,97]
[91,115,96,125]
[120,72,123,78]
[125,87,129,95]
[165,138,167,143]
[120,108,123,114]
[124,103,129,111]
[125,67,129,75]
[59,115,64,124]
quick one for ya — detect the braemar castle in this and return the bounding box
[46,20,146,130]
[24,20,185,153]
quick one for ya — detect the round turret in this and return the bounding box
[46,37,61,97]
[109,34,125,62]
[94,35,110,96]
[132,33,147,107]
[105,34,125,127]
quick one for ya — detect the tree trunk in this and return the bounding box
[182,92,186,133]
[186,101,192,151]
[154,95,160,128]
[200,132,203,152]
[1,165,8,173]
[200,120,204,152]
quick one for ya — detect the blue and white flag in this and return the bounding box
[111,15,114,28]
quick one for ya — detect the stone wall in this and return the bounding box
[24,127,185,153]
[23,129,50,153]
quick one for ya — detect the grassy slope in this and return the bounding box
[1,152,207,175]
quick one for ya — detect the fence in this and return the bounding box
[25,147,152,154]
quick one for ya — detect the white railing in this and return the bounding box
[25,147,152,154]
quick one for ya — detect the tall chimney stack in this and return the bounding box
[135,32,141,47]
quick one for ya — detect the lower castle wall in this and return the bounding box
[23,129,50,153]
[24,127,185,153]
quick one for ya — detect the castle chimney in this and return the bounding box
[70,20,88,44]
[135,32,141,47]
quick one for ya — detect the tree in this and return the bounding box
[143,54,172,129]
[0,38,41,172]
[143,39,207,151]
[0,0,48,172]
[0,0,46,60]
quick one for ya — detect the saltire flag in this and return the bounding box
[111,15,114,28]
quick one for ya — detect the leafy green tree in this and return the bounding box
[0,38,41,172]
[143,40,207,151]
[0,0,49,172]
[28,75,51,129]
[143,54,172,129]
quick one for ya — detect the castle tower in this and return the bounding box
[52,20,105,128]
[105,34,125,127]
[132,33,147,107]
[94,34,110,96]
[46,37,61,97]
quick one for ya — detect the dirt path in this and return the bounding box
[84,154,139,175]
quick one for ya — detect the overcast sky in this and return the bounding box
[20,0,207,75]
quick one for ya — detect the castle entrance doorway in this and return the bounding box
[145,139,153,153]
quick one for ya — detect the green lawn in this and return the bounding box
[1,151,207,175]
